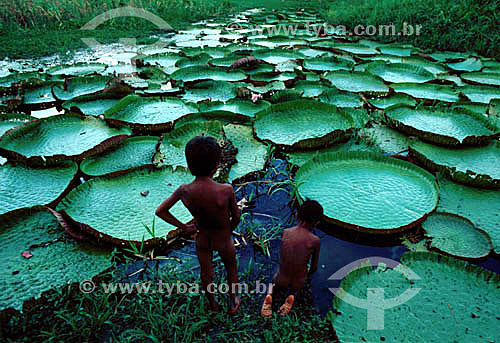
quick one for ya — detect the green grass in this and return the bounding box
[326,0,499,58]
[0,0,325,59]
[0,251,336,342]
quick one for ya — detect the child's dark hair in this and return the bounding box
[185,136,221,176]
[297,200,323,224]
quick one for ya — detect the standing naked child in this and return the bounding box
[261,200,323,317]
[155,136,241,313]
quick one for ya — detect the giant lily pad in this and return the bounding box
[224,124,268,181]
[460,72,500,87]
[23,81,62,110]
[154,121,225,169]
[253,100,354,150]
[170,65,247,83]
[447,57,483,72]
[0,113,35,137]
[198,99,271,116]
[0,207,111,310]
[0,114,131,165]
[52,76,111,101]
[182,80,240,103]
[331,252,500,342]
[296,152,439,232]
[0,162,77,216]
[104,94,198,132]
[391,83,459,102]
[367,93,417,109]
[366,63,435,83]
[359,124,412,154]
[252,49,305,64]
[459,85,500,104]
[437,175,500,254]
[46,63,107,77]
[422,212,492,259]
[318,88,362,108]
[385,105,500,146]
[324,71,389,95]
[174,110,250,128]
[62,93,125,115]
[57,167,193,246]
[302,56,354,72]
[80,136,159,177]
[410,140,500,188]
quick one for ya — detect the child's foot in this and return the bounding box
[279,295,295,316]
[228,296,241,315]
[261,295,273,318]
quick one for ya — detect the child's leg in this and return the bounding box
[196,245,218,312]
[218,243,240,312]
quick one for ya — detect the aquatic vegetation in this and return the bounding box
[296,152,439,232]
[330,252,500,342]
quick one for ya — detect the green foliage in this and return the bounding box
[326,0,499,58]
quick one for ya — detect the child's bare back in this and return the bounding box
[155,136,241,313]
[275,225,320,291]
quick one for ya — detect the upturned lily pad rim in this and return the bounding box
[296,151,440,234]
[79,136,160,178]
[0,113,131,167]
[460,72,500,87]
[422,211,493,260]
[385,104,500,146]
[61,92,129,115]
[56,165,189,248]
[409,140,500,189]
[253,99,354,151]
[104,94,199,133]
[174,110,251,128]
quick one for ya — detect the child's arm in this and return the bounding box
[228,186,241,230]
[308,239,321,278]
[155,186,197,234]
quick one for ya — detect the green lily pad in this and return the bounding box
[0,207,111,311]
[296,152,439,232]
[250,72,297,83]
[318,88,362,108]
[459,85,500,104]
[447,57,483,72]
[57,167,193,246]
[385,105,499,146]
[359,124,413,154]
[253,100,354,150]
[0,72,45,88]
[174,110,250,128]
[52,76,111,101]
[293,80,330,98]
[303,56,354,72]
[366,63,435,83]
[246,81,286,94]
[391,83,459,102]
[80,136,159,177]
[154,121,224,169]
[182,80,240,103]
[170,65,247,83]
[422,212,492,259]
[401,56,448,75]
[136,52,182,74]
[428,50,469,62]
[452,102,488,115]
[208,55,244,68]
[437,175,500,254]
[331,252,500,342]
[225,124,268,181]
[252,49,305,64]
[104,94,198,132]
[198,99,271,116]
[62,93,125,116]
[0,162,77,216]
[461,72,500,87]
[182,46,227,58]
[378,44,416,56]
[410,140,500,188]
[324,71,390,95]
[333,43,379,56]
[175,53,211,68]
[367,93,417,109]
[46,63,107,77]
[269,89,304,103]
[23,81,62,109]
[0,113,35,137]
[0,114,131,164]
